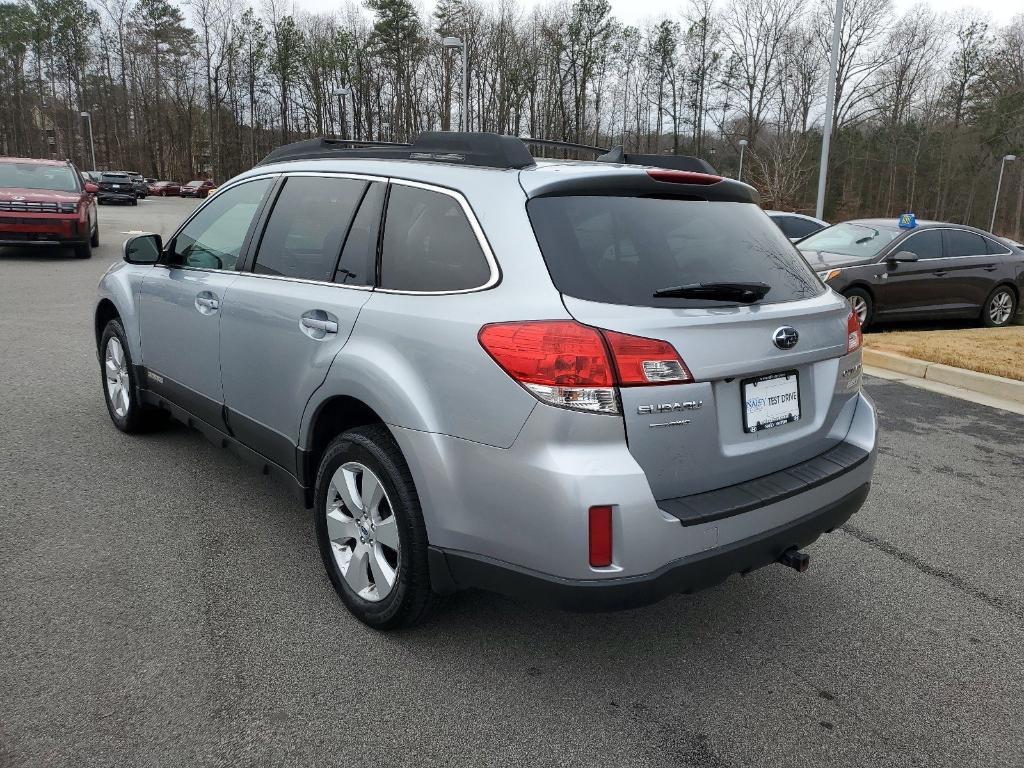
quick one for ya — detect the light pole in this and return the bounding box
[381,122,391,142]
[815,0,845,221]
[80,111,97,171]
[990,154,1017,233]
[737,138,748,181]
[443,36,468,132]
[335,87,352,140]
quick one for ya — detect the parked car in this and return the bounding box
[121,172,148,199]
[766,210,829,242]
[798,217,1023,329]
[180,179,215,198]
[95,132,877,629]
[96,172,137,206]
[0,156,98,258]
[149,180,181,196]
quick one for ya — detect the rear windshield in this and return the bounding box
[101,174,129,181]
[527,197,823,308]
[797,222,901,260]
[0,162,80,192]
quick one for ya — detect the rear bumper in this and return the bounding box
[430,482,869,611]
[98,192,135,203]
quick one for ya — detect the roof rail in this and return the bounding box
[258,132,535,169]
[258,132,717,174]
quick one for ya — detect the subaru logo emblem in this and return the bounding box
[773,326,799,350]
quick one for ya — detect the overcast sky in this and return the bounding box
[293,0,1020,24]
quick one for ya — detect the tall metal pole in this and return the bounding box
[81,111,96,171]
[815,0,844,221]
[990,155,1017,233]
[738,139,748,181]
[461,40,468,132]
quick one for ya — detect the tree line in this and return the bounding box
[0,0,1021,236]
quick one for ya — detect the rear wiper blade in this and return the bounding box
[652,281,771,303]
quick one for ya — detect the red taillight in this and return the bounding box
[588,505,613,567]
[477,321,612,387]
[646,168,722,185]
[479,321,693,413]
[602,330,693,386]
[847,311,862,353]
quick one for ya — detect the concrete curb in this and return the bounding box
[863,348,1024,404]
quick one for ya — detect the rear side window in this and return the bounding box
[901,230,943,259]
[528,197,823,308]
[379,185,491,292]
[335,182,386,286]
[254,176,366,282]
[774,215,822,240]
[985,236,1011,255]
[944,229,987,258]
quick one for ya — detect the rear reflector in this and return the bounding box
[479,320,693,414]
[588,506,613,567]
[847,311,862,353]
[646,168,722,185]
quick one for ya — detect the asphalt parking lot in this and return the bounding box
[2,197,1023,767]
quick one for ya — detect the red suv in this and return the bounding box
[0,158,99,258]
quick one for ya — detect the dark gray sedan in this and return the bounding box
[798,218,1023,329]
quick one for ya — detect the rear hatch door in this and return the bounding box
[527,190,859,500]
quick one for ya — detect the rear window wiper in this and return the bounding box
[652,281,771,303]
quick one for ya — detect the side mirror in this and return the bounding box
[85,182,98,194]
[123,233,162,265]
[888,250,919,263]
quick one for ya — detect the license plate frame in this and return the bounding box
[741,370,801,434]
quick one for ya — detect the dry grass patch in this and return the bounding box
[865,325,1024,381]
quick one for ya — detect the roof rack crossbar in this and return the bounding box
[520,138,609,156]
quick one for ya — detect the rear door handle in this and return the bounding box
[195,291,220,313]
[983,265,998,272]
[932,270,948,277]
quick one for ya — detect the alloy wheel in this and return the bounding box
[849,295,869,324]
[989,290,1013,326]
[104,337,130,418]
[325,461,400,602]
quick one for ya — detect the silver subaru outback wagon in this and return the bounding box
[95,132,877,629]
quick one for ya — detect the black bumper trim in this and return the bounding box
[658,442,869,526]
[430,483,870,612]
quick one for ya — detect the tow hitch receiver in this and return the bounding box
[778,548,810,573]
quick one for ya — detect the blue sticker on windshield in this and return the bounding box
[898,213,917,229]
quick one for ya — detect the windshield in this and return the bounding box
[527,197,823,308]
[797,222,901,261]
[187,180,204,186]
[0,162,79,192]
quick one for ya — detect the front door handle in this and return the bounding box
[932,270,948,277]
[195,291,220,314]
[983,265,998,272]
[301,317,338,334]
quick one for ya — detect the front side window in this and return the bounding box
[529,197,823,308]
[0,162,80,192]
[944,229,987,258]
[254,176,367,282]
[170,178,272,270]
[379,185,491,292]
[900,230,943,259]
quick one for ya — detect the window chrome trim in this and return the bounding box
[883,226,1008,262]
[162,172,282,274]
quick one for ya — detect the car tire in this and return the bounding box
[314,425,441,630]
[90,225,99,248]
[982,286,1017,328]
[845,288,873,330]
[99,319,165,433]
[130,198,137,207]
[74,241,92,259]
